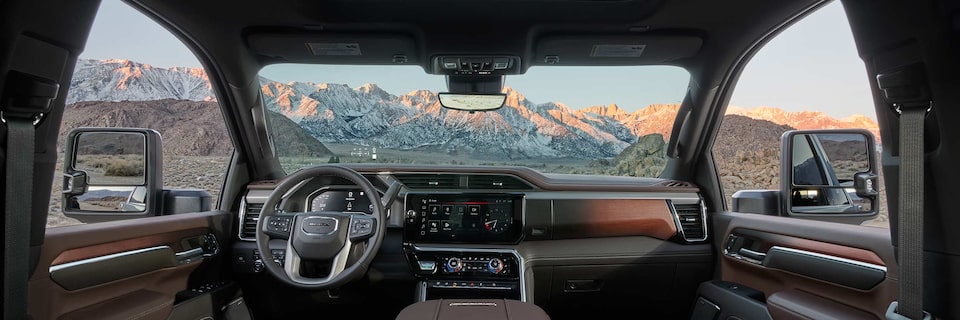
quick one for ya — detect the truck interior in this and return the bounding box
[1,0,959,319]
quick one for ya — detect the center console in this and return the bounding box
[402,193,525,301]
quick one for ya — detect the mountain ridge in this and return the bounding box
[69,58,880,160]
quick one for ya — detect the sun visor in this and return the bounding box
[533,34,702,66]
[247,33,419,65]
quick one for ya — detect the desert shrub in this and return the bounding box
[76,155,111,169]
[104,159,143,176]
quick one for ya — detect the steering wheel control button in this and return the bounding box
[349,216,375,240]
[265,216,293,238]
[302,217,338,235]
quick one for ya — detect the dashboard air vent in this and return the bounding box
[394,174,460,189]
[672,202,707,242]
[240,202,264,241]
[466,175,533,190]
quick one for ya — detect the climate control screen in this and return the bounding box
[404,193,524,244]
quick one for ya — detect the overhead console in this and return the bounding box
[430,55,522,75]
[403,193,524,244]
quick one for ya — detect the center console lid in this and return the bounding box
[395,299,550,320]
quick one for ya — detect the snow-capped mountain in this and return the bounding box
[69,59,637,159]
[68,59,214,104]
[260,81,634,159]
[67,58,880,160]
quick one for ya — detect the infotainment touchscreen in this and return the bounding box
[403,193,524,244]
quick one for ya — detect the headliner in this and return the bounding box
[130,0,821,84]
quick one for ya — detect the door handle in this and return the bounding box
[738,248,767,262]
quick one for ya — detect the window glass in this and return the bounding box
[259,65,689,177]
[713,1,887,227]
[47,1,233,227]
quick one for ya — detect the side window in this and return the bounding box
[713,2,888,228]
[47,2,233,227]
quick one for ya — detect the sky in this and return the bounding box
[80,1,874,119]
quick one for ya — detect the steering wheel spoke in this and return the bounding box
[283,233,353,285]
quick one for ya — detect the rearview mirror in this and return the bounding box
[63,128,163,222]
[780,129,879,221]
[438,93,506,111]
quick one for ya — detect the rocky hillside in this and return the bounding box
[605,133,668,177]
[60,99,331,157]
[607,115,794,179]
[714,115,795,208]
[712,115,796,159]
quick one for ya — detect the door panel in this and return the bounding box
[712,212,897,319]
[29,211,231,320]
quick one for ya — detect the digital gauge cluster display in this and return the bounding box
[310,189,373,214]
[404,193,524,244]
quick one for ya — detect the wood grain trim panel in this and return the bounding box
[715,212,897,320]
[30,211,227,320]
[740,230,885,266]
[553,199,677,240]
[36,211,224,278]
[50,228,205,266]
[721,256,896,320]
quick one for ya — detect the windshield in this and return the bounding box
[260,65,689,177]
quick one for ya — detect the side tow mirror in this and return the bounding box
[62,128,163,223]
[779,129,880,224]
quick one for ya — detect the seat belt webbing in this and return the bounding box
[3,117,34,320]
[895,106,926,319]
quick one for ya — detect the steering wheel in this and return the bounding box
[255,165,386,289]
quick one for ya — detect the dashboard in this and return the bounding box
[232,167,712,315]
[237,169,707,246]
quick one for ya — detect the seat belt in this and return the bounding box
[877,64,932,320]
[2,71,59,320]
[3,115,35,320]
[888,105,930,320]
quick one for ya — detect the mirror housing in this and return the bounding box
[62,128,163,223]
[779,129,879,224]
